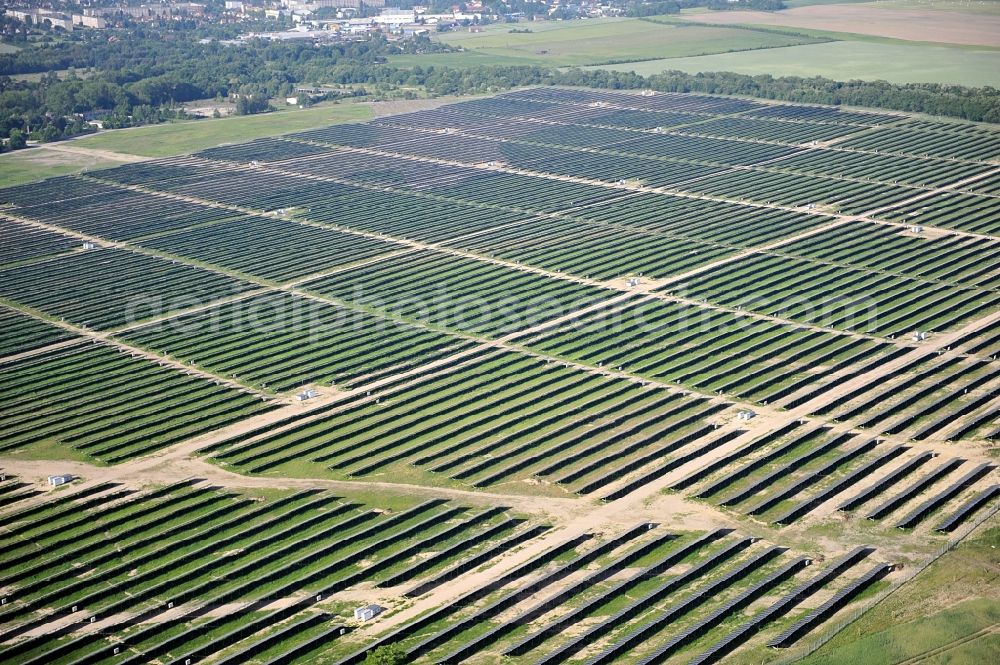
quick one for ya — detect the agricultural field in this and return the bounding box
[612,41,1000,88]
[681,3,1000,47]
[0,87,997,665]
[389,7,1000,87]
[388,18,826,69]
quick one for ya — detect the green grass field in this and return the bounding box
[391,18,824,68]
[72,101,373,158]
[591,40,1000,87]
[799,520,1000,664]
[0,147,125,189]
[801,601,1000,664]
[3,439,104,465]
[0,101,373,188]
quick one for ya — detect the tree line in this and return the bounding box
[626,0,784,17]
[0,33,446,146]
[339,65,1000,123]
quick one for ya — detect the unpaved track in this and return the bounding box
[894,623,1000,665]
[0,455,592,526]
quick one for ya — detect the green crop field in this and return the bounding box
[391,17,826,68]
[601,40,1000,87]
[390,10,1000,87]
[0,87,997,665]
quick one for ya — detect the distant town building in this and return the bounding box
[376,8,417,26]
[8,8,75,30]
[282,0,376,10]
[72,14,107,29]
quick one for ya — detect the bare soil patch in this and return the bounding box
[365,95,485,118]
[35,142,151,164]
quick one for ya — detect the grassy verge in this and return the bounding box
[2,439,107,465]
[72,101,374,158]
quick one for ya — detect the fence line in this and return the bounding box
[775,499,1000,664]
